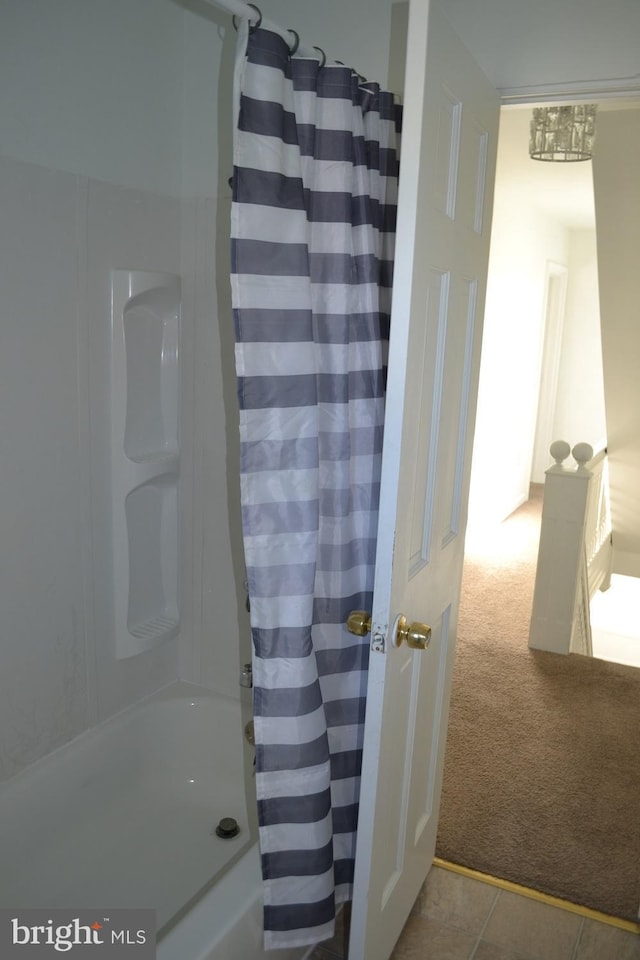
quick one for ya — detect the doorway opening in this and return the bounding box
[464,101,640,669]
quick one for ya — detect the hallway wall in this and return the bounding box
[553,229,607,453]
[467,111,569,528]
[593,107,640,577]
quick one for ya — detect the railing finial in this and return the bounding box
[549,440,571,468]
[572,442,594,473]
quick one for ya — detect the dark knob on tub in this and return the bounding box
[215,817,240,839]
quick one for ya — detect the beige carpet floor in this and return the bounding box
[436,489,640,922]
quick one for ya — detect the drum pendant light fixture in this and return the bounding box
[529,104,597,161]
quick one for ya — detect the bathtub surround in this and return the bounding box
[0,154,182,780]
[109,270,181,660]
[0,0,246,780]
[0,0,180,781]
[231,22,401,949]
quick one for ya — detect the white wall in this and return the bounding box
[0,0,183,194]
[593,108,640,576]
[467,115,568,528]
[552,229,607,453]
[265,0,395,85]
[440,0,640,96]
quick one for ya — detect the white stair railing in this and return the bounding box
[529,441,612,656]
[583,448,613,596]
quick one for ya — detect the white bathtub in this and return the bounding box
[158,844,309,960]
[0,681,308,960]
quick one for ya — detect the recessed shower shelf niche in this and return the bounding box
[111,269,181,659]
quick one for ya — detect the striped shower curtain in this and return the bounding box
[230,21,401,950]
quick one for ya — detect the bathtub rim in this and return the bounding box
[157,843,313,960]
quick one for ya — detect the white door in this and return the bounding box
[348,3,500,958]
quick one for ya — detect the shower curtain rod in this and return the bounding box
[205,0,329,64]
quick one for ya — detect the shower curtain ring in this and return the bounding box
[287,29,300,55]
[313,46,327,69]
[232,3,262,32]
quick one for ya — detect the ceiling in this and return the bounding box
[439,0,640,97]
[497,101,640,231]
[496,105,596,230]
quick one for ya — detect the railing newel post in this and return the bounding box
[529,440,611,657]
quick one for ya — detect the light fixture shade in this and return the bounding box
[529,104,597,161]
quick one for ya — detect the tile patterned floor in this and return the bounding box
[309,864,640,960]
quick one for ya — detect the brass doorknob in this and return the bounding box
[395,615,431,650]
[346,611,431,650]
[346,610,372,637]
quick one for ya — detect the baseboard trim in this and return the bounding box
[433,858,640,935]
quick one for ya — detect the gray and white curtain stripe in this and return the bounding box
[231,22,401,950]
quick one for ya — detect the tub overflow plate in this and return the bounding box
[215,816,240,839]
